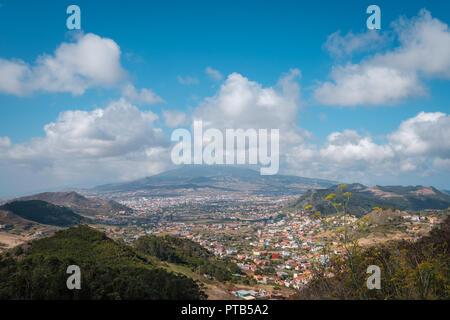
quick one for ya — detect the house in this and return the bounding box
[257,289,267,298]
[428,216,439,224]
[234,290,257,299]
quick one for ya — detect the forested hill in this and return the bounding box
[11,191,132,217]
[294,184,450,217]
[0,225,205,299]
[0,200,86,227]
[135,235,241,282]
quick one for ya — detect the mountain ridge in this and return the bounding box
[92,165,338,196]
[9,191,132,217]
[0,200,86,227]
[293,183,450,216]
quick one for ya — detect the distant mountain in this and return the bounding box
[0,200,86,227]
[293,184,450,217]
[93,165,337,196]
[0,225,205,299]
[11,191,132,217]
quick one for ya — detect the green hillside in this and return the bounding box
[294,184,450,217]
[0,225,205,299]
[13,191,132,217]
[135,235,241,282]
[0,200,86,226]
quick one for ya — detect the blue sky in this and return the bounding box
[0,0,450,196]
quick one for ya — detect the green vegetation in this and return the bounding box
[0,225,205,299]
[298,216,450,300]
[135,235,241,282]
[295,184,450,217]
[0,200,86,227]
[14,191,132,217]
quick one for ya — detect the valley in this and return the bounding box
[0,166,448,300]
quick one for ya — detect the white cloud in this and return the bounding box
[315,9,450,106]
[122,83,164,105]
[0,33,125,96]
[314,64,424,105]
[0,99,171,195]
[285,111,450,184]
[177,75,199,85]
[189,72,449,184]
[0,59,30,95]
[190,69,309,174]
[0,70,308,195]
[0,66,449,195]
[324,30,390,58]
[389,111,450,158]
[163,110,188,128]
[0,136,11,148]
[379,10,450,78]
[320,130,395,164]
[194,69,302,131]
[205,66,223,81]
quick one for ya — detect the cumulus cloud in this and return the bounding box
[0,70,308,195]
[191,69,310,163]
[379,10,450,78]
[0,66,448,195]
[188,72,448,183]
[0,33,125,96]
[285,111,450,184]
[0,99,171,195]
[320,130,395,164]
[122,83,164,105]
[389,111,450,158]
[205,66,223,81]
[0,59,30,95]
[315,64,424,105]
[324,30,391,58]
[194,69,301,129]
[37,99,165,158]
[163,110,188,128]
[315,9,450,106]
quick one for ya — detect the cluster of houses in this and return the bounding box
[232,289,283,300]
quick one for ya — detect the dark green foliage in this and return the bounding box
[0,200,86,226]
[298,216,450,300]
[135,235,241,281]
[0,225,205,300]
[13,191,133,217]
